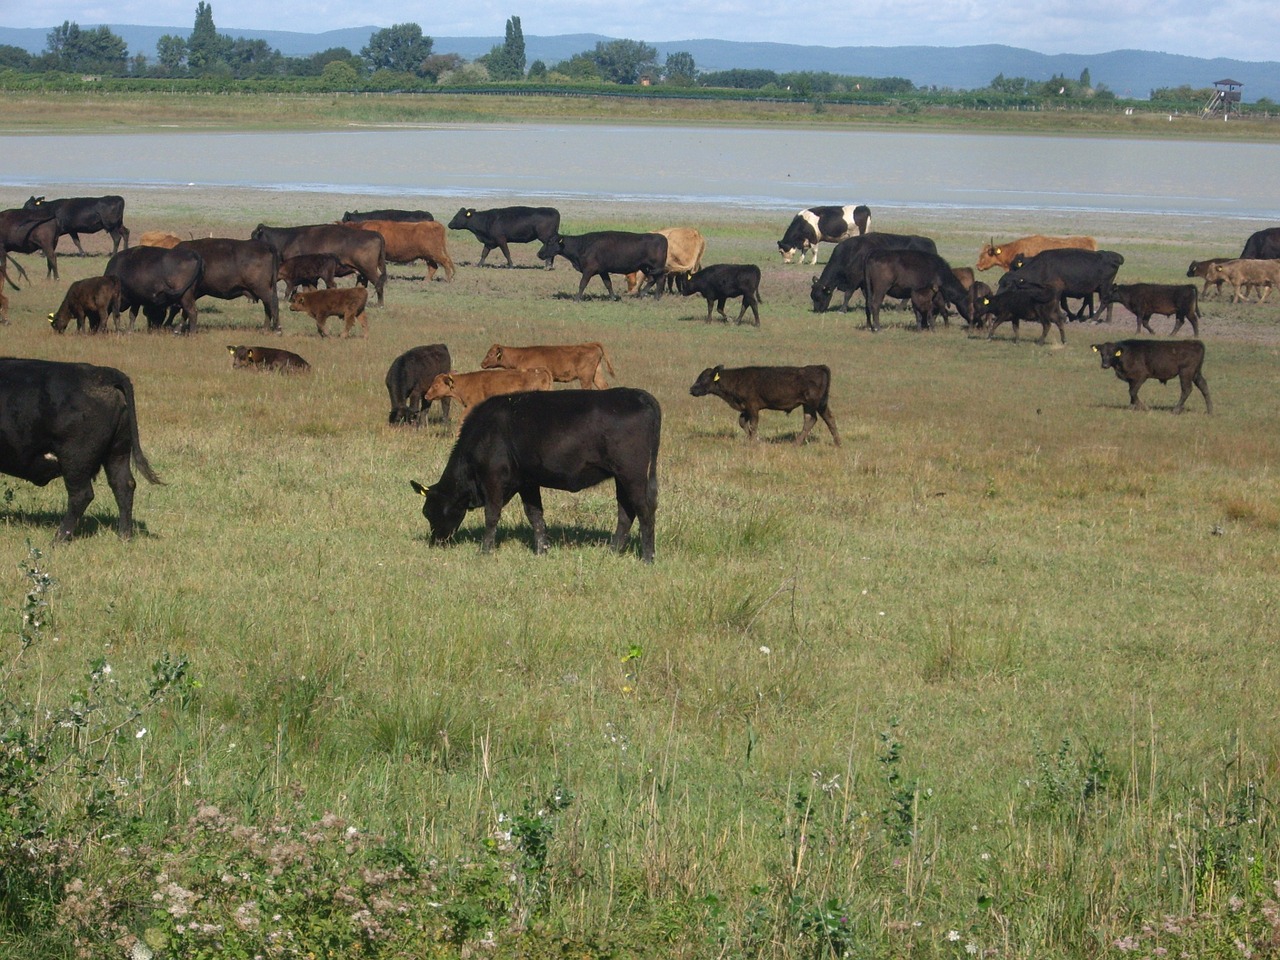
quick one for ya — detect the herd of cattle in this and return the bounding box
[2,194,1275,560]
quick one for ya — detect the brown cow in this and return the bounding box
[227,345,311,373]
[288,287,368,337]
[480,342,615,389]
[976,235,1097,271]
[48,276,123,333]
[1204,259,1280,303]
[1186,257,1242,299]
[689,364,840,446]
[138,230,182,248]
[424,368,554,429]
[1092,339,1211,414]
[625,227,706,294]
[278,253,348,298]
[1102,283,1201,335]
[344,219,455,281]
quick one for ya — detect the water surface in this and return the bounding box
[5,124,1278,220]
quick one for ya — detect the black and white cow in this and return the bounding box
[777,204,870,264]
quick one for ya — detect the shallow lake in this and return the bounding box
[4,124,1279,220]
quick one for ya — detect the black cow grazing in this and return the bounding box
[447,206,562,268]
[0,358,161,541]
[177,237,280,330]
[1240,227,1280,260]
[536,231,668,300]
[48,276,122,333]
[1000,248,1125,322]
[810,233,938,313]
[690,364,840,446]
[1092,339,1212,414]
[409,388,661,562]
[863,249,973,331]
[104,245,204,333]
[681,264,763,325]
[978,285,1068,344]
[251,223,386,305]
[341,209,434,223]
[1,207,61,280]
[777,204,871,264]
[24,195,129,256]
[1102,283,1201,336]
[386,344,453,425]
[277,253,348,299]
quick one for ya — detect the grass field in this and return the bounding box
[1,180,1279,959]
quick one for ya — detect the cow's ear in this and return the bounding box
[410,480,430,498]
[443,375,454,387]
[47,313,54,322]
[226,345,235,353]
[494,348,502,359]
[246,350,256,361]
[712,371,720,382]
[1114,349,1123,358]
[1091,344,1100,353]
[994,247,1001,255]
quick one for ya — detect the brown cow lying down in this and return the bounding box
[424,368,554,429]
[289,287,368,337]
[1092,339,1211,414]
[689,364,840,446]
[480,342,615,389]
[227,345,311,373]
[138,230,182,248]
[1204,259,1280,303]
[49,276,123,333]
[976,235,1097,270]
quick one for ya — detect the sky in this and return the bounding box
[5,0,1279,63]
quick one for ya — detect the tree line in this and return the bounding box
[1,7,1272,111]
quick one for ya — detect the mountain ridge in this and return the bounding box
[2,25,1277,101]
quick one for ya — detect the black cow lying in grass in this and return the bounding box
[1091,339,1212,414]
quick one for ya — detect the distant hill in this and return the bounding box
[3,25,1277,101]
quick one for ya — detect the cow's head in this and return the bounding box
[424,373,455,403]
[411,479,468,544]
[48,310,69,334]
[689,365,724,397]
[1008,252,1029,272]
[975,240,1002,271]
[447,207,475,230]
[1092,342,1122,369]
[536,235,565,263]
[480,345,503,369]
[24,196,45,209]
[809,277,835,313]
[778,240,800,264]
[228,345,253,368]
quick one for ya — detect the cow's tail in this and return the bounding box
[599,343,617,377]
[115,372,163,485]
[3,254,30,290]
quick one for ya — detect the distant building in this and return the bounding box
[1203,79,1242,119]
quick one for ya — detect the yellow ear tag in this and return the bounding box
[995,248,1001,254]
[1092,345,1099,353]
[712,372,720,381]
[47,314,54,322]
[1114,350,1123,358]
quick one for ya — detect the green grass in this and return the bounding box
[1,187,1278,958]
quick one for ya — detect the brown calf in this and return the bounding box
[49,276,123,333]
[424,368,554,429]
[1204,259,1280,303]
[227,345,311,373]
[288,287,368,337]
[480,342,615,389]
[138,230,182,248]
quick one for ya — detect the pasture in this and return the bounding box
[2,185,1279,959]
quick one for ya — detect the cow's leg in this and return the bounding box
[480,484,507,554]
[795,407,818,445]
[1054,318,1066,344]
[356,310,368,337]
[498,241,514,268]
[478,244,494,267]
[734,298,750,324]
[66,231,88,257]
[1172,373,1195,414]
[315,313,327,337]
[716,298,729,322]
[1195,374,1213,414]
[103,448,138,540]
[598,273,618,301]
[746,295,761,326]
[819,405,841,446]
[1138,313,1155,334]
[55,472,96,542]
[741,409,760,441]
[1128,379,1148,411]
[519,486,549,554]
[591,363,609,389]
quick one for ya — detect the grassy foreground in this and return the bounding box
[1,184,1279,959]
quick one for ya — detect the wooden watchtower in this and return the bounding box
[1202,79,1242,119]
